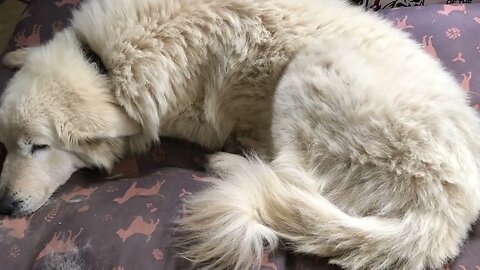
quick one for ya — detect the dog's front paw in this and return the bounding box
[206,152,249,176]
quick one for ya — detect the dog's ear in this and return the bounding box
[56,101,141,146]
[2,47,33,68]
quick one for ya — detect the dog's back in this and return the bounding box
[71,0,369,153]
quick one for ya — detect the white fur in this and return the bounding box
[0,0,479,269]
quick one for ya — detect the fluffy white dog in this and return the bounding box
[0,0,479,269]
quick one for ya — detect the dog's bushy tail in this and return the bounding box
[176,153,466,270]
[175,154,280,270]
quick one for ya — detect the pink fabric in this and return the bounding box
[381,4,480,111]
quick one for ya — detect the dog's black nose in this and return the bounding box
[0,195,20,215]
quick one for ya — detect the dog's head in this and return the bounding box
[0,30,140,215]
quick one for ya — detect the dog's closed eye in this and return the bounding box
[31,144,49,154]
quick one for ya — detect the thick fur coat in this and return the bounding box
[0,0,479,269]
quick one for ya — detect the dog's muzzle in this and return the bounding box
[0,192,21,215]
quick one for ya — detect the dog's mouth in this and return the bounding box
[8,204,45,217]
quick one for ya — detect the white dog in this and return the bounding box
[0,0,479,269]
